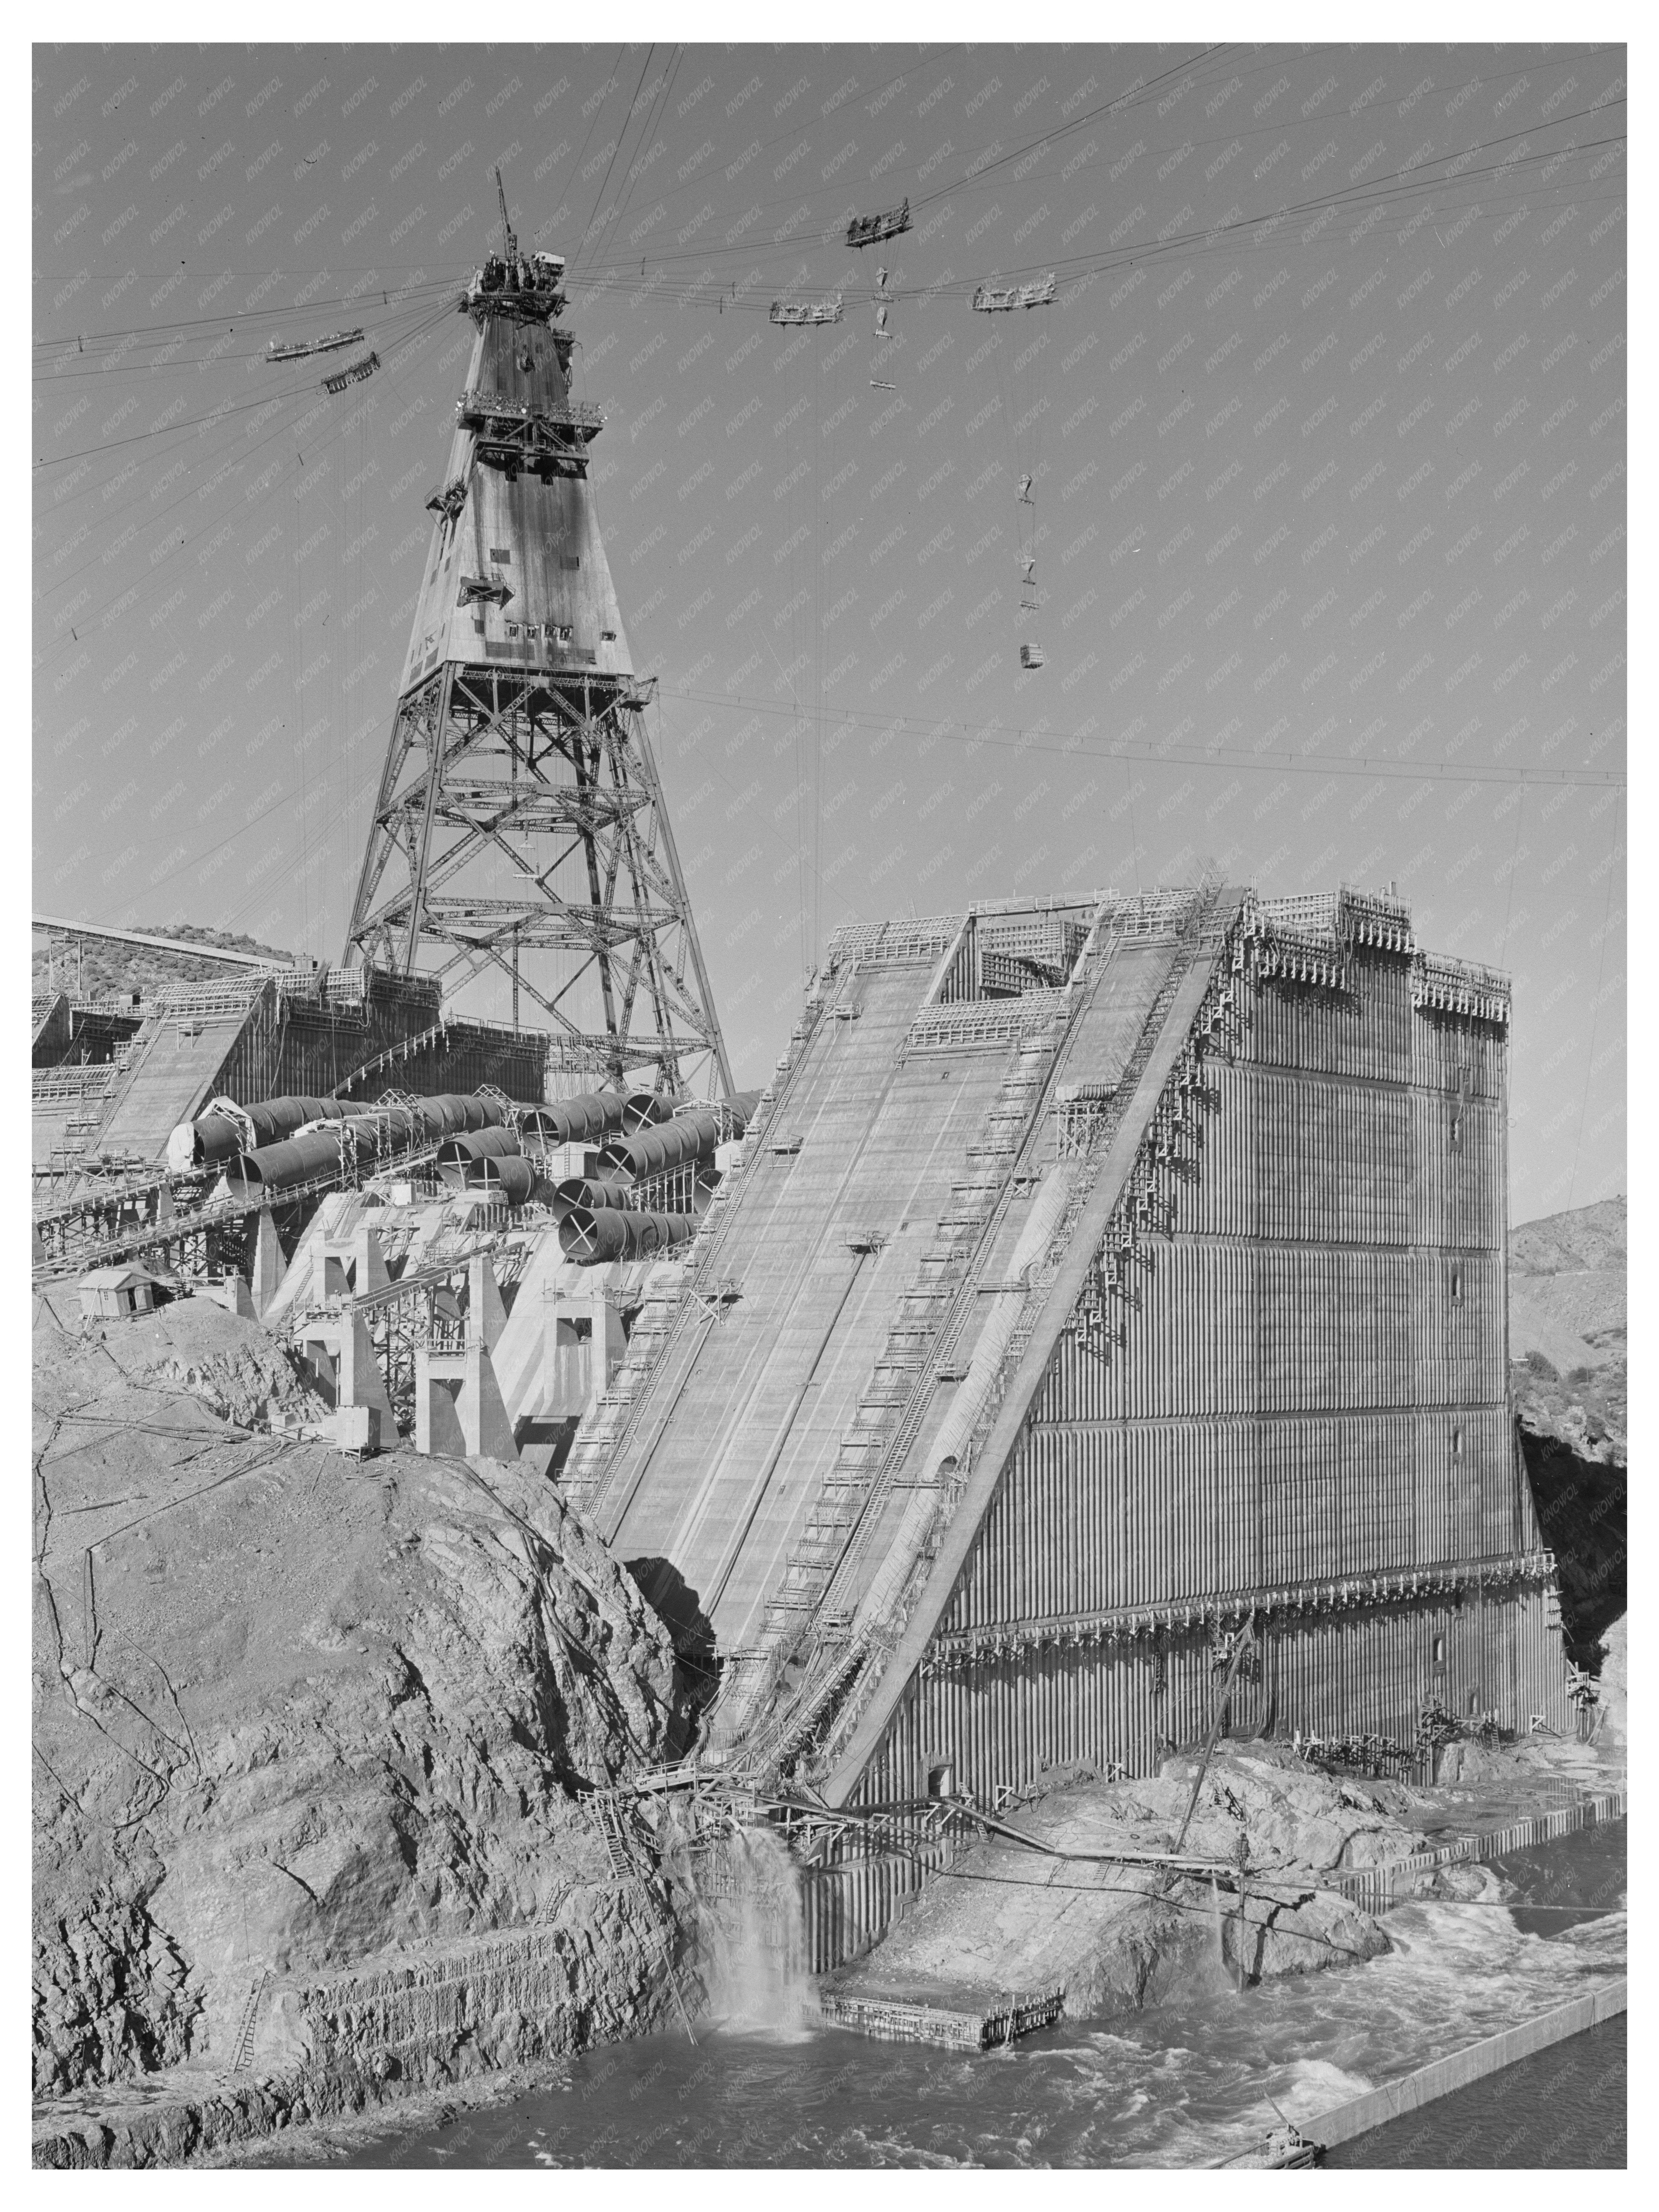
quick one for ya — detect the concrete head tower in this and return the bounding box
[344,182,732,1098]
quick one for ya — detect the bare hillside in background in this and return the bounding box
[33,924,297,1006]
[1509,1195,1626,1460]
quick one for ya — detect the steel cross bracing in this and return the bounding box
[342,202,731,1100]
[347,681,725,1092]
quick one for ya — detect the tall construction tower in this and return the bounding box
[343,180,733,1098]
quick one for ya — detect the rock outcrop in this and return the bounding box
[33,1300,689,2129]
[831,1749,1421,2021]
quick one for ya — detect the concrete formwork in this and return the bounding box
[566,884,1566,1815]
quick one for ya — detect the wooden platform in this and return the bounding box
[819,1986,1063,2051]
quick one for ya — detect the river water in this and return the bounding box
[269,1825,1626,2170]
[1324,2015,1625,2168]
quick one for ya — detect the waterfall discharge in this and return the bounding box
[699,1825,814,2035]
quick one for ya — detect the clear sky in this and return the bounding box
[32,37,1625,1222]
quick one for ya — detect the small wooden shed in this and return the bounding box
[79,1264,168,1321]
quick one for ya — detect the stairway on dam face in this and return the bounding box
[598,951,1011,1653]
[575,891,1233,1776]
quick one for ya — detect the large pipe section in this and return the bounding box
[553,1175,634,1211]
[172,1088,504,1174]
[219,1098,500,1197]
[598,1113,718,1180]
[597,1092,763,1180]
[428,1092,505,1135]
[436,1125,522,1189]
[475,1155,542,1207]
[170,1094,370,1172]
[245,1095,372,1144]
[622,1089,680,1132]
[222,1127,352,1198]
[199,1083,752,1210]
[556,1206,698,1264]
[518,1088,632,1146]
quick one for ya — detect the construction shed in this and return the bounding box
[566,882,1566,1861]
[79,1264,173,1320]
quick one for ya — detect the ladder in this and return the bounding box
[229,1974,270,2073]
[590,1794,638,1881]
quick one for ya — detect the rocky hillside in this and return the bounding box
[33,1294,689,2125]
[32,923,298,1005]
[1509,1194,1626,1459]
[1505,1195,1626,1673]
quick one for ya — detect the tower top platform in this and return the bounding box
[462,248,568,326]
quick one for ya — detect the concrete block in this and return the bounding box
[539,1286,628,1417]
[414,1339,517,1461]
[463,1337,518,1459]
[298,1331,339,1409]
[197,1275,256,1320]
[468,1253,508,1352]
[251,1206,286,1318]
[300,1314,393,1417]
[416,1351,469,1458]
[337,1312,395,1416]
[352,1227,390,1295]
[330,1404,382,1454]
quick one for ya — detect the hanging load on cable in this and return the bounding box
[970,273,1057,313]
[869,264,897,390]
[322,351,380,395]
[266,327,366,363]
[770,295,844,326]
[967,274,1058,674]
[846,197,910,248]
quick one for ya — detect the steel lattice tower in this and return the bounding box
[344,191,732,1097]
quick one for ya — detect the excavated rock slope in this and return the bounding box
[33,1298,687,2136]
[833,1749,1426,2020]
